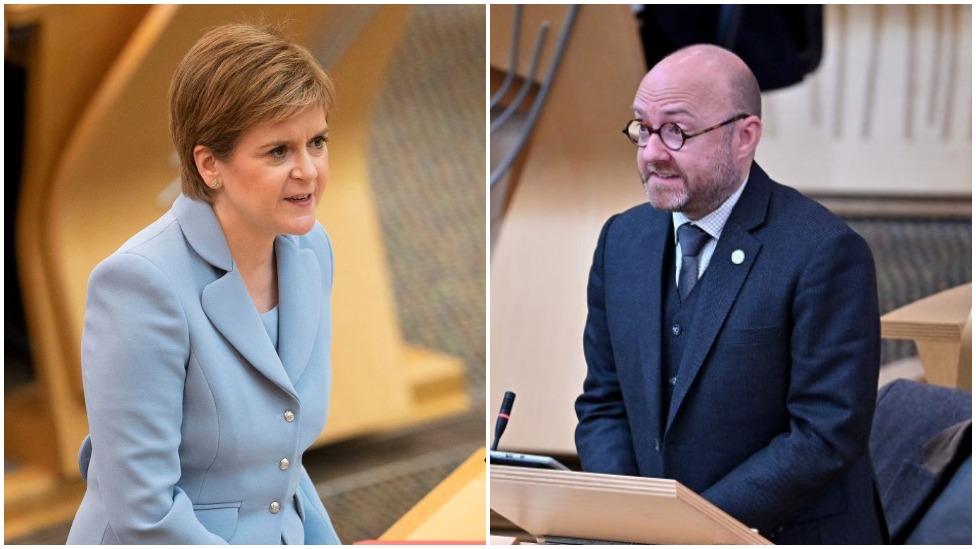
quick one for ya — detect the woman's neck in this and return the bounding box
[212,202,278,311]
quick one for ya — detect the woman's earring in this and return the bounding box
[210,178,222,189]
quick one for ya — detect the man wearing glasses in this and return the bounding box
[574,45,886,544]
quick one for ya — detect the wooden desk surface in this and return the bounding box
[881,283,971,341]
[379,448,486,542]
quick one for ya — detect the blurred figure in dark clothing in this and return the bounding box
[635,5,823,91]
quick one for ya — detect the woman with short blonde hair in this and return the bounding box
[68,23,341,544]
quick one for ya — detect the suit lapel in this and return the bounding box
[275,235,322,384]
[636,209,671,437]
[665,164,772,434]
[173,194,298,399]
[202,271,298,399]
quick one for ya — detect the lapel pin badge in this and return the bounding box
[731,249,745,265]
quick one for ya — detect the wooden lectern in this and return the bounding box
[491,465,770,545]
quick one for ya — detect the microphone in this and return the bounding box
[488,391,570,471]
[491,391,516,451]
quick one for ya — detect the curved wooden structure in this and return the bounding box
[7,3,151,475]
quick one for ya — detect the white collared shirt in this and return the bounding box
[671,175,749,286]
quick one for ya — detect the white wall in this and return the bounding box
[758,4,971,197]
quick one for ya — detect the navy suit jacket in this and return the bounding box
[871,379,972,543]
[575,163,886,544]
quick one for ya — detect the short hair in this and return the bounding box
[169,23,335,202]
[729,66,762,119]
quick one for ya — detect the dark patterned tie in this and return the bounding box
[677,223,710,300]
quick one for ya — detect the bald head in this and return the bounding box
[632,44,764,219]
[648,45,761,118]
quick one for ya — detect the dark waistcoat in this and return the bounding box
[660,238,704,428]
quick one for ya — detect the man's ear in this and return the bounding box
[193,145,221,187]
[736,116,763,163]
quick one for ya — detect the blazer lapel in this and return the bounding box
[173,194,298,399]
[635,209,672,437]
[275,235,322,384]
[202,271,298,399]
[665,165,771,433]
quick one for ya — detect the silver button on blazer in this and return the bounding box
[67,194,340,544]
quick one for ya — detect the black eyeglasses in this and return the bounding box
[622,113,750,151]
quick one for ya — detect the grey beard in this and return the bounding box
[696,153,742,214]
[641,153,740,216]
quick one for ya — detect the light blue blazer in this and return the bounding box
[67,194,341,544]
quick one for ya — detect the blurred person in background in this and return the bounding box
[67,23,341,544]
